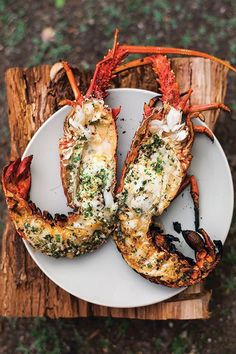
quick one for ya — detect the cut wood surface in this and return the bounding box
[0,58,228,319]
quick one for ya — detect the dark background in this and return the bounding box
[0,0,236,353]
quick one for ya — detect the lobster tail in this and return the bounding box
[150,228,222,287]
[2,156,33,200]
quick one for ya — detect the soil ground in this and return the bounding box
[0,1,236,353]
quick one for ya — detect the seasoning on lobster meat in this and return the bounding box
[114,55,227,287]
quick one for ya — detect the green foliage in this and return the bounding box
[103,4,121,19]
[180,32,192,47]
[99,337,110,350]
[6,19,26,47]
[16,344,30,354]
[224,246,236,266]
[154,337,162,351]
[54,0,66,9]
[0,0,7,12]
[29,22,71,65]
[15,319,62,354]
[72,328,87,349]
[104,317,114,328]
[153,0,170,11]
[116,319,130,338]
[126,0,143,12]
[171,336,187,354]
[153,9,163,23]
[79,23,88,33]
[223,276,236,295]
[30,318,61,354]
[1,9,26,47]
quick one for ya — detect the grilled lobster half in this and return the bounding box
[59,30,128,210]
[114,55,228,287]
[1,31,129,257]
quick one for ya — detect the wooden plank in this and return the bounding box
[0,58,228,319]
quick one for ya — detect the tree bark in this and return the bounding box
[0,58,228,319]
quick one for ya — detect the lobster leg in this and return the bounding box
[59,98,78,107]
[178,89,193,111]
[186,112,214,142]
[176,175,200,231]
[190,176,200,231]
[184,103,230,114]
[185,103,229,141]
[193,125,214,142]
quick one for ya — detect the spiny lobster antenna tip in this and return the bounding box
[112,28,119,53]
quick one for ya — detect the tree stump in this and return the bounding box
[0,58,228,319]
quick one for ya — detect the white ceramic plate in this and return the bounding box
[22,88,234,308]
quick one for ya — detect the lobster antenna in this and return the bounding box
[115,46,236,74]
[61,61,83,103]
[112,28,119,55]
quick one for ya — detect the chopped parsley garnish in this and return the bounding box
[83,204,93,218]
[151,157,163,173]
[72,156,80,163]
[55,234,61,242]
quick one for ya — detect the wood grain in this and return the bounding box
[0,58,228,319]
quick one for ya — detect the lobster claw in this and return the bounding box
[182,230,205,252]
[182,228,222,282]
[182,229,222,255]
